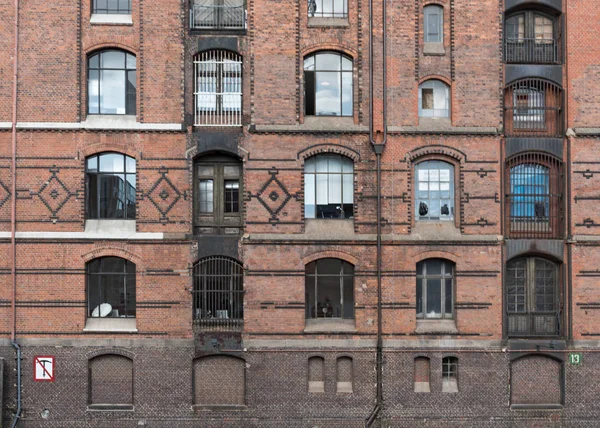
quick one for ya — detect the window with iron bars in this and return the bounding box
[194,50,242,126]
[505,153,563,239]
[504,10,560,64]
[190,0,246,30]
[504,78,563,137]
[193,256,244,330]
[506,257,561,337]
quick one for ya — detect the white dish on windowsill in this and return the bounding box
[91,303,112,318]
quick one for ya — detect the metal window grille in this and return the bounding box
[504,12,560,64]
[193,256,244,331]
[191,0,246,29]
[506,257,561,337]
[505,152,563,239]
[308,0,348,18]
[504,78,563,137]
[194,50,242,126]
[305,259,354,320]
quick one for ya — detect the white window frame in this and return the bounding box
[418,80,450,118]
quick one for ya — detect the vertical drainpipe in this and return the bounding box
[10,0,22,427]
[365,0,386,424]
[564,0,573,344]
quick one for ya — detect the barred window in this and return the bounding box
[415,160,454,221]
[304,52,353,117]
[87,257,136,319]
[416,259,454,319]
[424,5,443,43]
[193,256,244,330]
[305,259,354,320]
[88,354,133,409]
[194,50,242,126]
[93,0,131,14]
[308,0,348,18]
[86,153,136,220]
[304,154,354,219]
[419,80,449,118]
[442,356,458,393]
[88,50,136,115]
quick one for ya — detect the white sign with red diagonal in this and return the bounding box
[34,356,55,382]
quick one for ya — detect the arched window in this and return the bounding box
[506,153,563,238]
[88,50,136,115]
[194,50,242,126]
[504,10,559,64]
[416,259,454,319]
[506,257,560,337]
[193,356,245,405]
[414,356,430,393]
[193,256,244,329]
[442,356,458,392]
[336,356,353,393]
[194,154,242,234]
[305,259,354,320]
[418,80,449,118]
[87,257,136,319]
[424,5,443,43]
[304,52,353,117]
[86,153,136,220]
[88,354,133,409]
[308,356,325,393]
[304,154,353,219]
[415,160,454,221]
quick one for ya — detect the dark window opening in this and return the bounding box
[87,257,136,319]
[305,259,354,320]
[442,356,458,392]
[504,10,560,64]
[417,259,454,319]
[88,50,136,115]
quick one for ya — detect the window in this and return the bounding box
[194,356,245,406]
[304,154,353,219]
[424,5,443,43]
[87,257,136,319]
[190,0,246,30]
[308,0,348,18]
[194,50,242,126]
[86,153,136,220]
[506,153,563,238]
[442,356,458,393]
[194,155,242,234]
[88,355,133,409]
[304,52,353,117]
[88,50,136,115]
[416,259,453,319]
[193,256,244,330]
[506,257,560,337]
[513,88,545,127]
[414,357,430,393]
[308,356,325,393]
[418,80,449,118]
[93,0,131,14]
[336,357,353,393]
[504,11,559,64]
[305,259,354,320]
[415,160,454,221]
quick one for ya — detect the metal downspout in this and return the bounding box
[365,0,386,424]
[10,0,22,427]
[564,0,573,344]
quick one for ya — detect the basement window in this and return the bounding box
[442,356,458,392]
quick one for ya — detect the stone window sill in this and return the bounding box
[90,14,133,25]
[424,42,445,55]
[337,382,353,393]
[415,319,458,335]
[308,17,349,28]
[309,381,325,393]
[442,379,458,393]
[304,318,357,333]
[193,404,248,412]
[84,219,136,238]
[87,404,134,411]
[414,382,430,393]
[510,404,563,410]
[83,318,138,333]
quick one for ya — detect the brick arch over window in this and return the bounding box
[85,44,138,57]
[88,354,134,408]
[79,143,138,160]
[405,145,465,166]
[298,144,359,162]
[413,250,459,264]
[81,247,143,268]
[302,250,358,266]
[510,354,563,406]
[301,45,357,60]
[193,355,246,406]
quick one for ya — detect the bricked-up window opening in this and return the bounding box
[88,50,136,115]
[305,259,354,320]
[511,355,562,407]
[415,160,454,221]
[87,257,136,319]
[414,357,430,393]
[308,356,325,393]
[304,52,353,117]
[194,155,243,234]
[417,259,454,319]
[88,354,133,410]
[194,50,242,126]
[424,5,443,43]
[304,154,353,219]
[336,357,353,393]
[418,80,449,118]
[504,10,560,64]
[442,356,458,393]
[193,256,243,330]
[504,79,563,137]
[93,0,131,14]
[505,153,563,239]
[194,356,245,406]
[506,257,561,337]
[86,153,136,220]
[308,0,348,18]
[190,0,246,30]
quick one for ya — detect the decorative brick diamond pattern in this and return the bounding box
[0,178,10,209]
[194,356,245,405]
[253,169,292,222]
[146,168,182,222]
[35,169,74,218]
[89,355,133,405]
